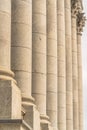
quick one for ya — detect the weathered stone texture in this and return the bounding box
[0,0,85,130]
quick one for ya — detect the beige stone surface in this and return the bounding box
[72,11,79,130]
[0,121,32,130]
[0,0,85,130]
[65,0,73,130]
[0,124,21,130]
[47,1,57,129]
[0,0,11,69]
[77,33,83,130]
[32,0,47,118]
[57,1,66,130]
[0,80,21,119]
[11,0,32,98]
[23,105,40,130]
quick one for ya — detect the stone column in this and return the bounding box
[57,1,66,130]
[32,0,48,123]
[65,0,73,130]
[11,0,37,128]
[11,0,33,101]
[77,12,86,130]
[77,32,83,130]
[71,1,79,130]
[0,0,14,80]
[0,0,21,128]
[47,0,58,130]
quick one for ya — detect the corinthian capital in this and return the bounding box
[77,12,86,34]
[71,0,81,17]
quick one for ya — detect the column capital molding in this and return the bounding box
[71,0,81,18]
[77,12,86,34]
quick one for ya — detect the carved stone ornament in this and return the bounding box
[77,12,86,33]
[71,0,81,16]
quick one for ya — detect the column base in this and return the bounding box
[40,115,50,124]
[0,67,16,83]
[22,96,35,106]
[41,123,53,130]
[40,115,53,130]
[22,97,40,130]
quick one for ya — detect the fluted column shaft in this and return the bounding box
[65,0,73,130]
[11,0,33,99]
[71,13,79,130]
[77,12,86,130]
[57,0,66,130]
[0,0,14,80]
[32,0,47,117]
[47,0,58,129]
[0,0,11,69]
[77,33,83,130]
[0,0,21,121]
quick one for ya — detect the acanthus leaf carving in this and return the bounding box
[71,0,81,17]
[77,12,86,34]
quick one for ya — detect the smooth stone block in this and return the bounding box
[0,119,32,130]
[0,80,21,119]
[23,105,40,130]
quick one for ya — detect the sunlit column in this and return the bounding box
[32,0,48,121]
[57,0,66,130]
[0,0,14,80]
[47,0,58,129]
[65,0,73,130]
[77,12,86,130]
[0,0,21,121]
[11,0,33,102]
[71,1,79,130]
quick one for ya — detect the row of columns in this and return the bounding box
[0,0,85,130]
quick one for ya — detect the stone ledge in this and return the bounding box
[0,119,32,130]
[0,119,22,123]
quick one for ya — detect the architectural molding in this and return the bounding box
[71,0,81,17]
[77,12,86,34]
